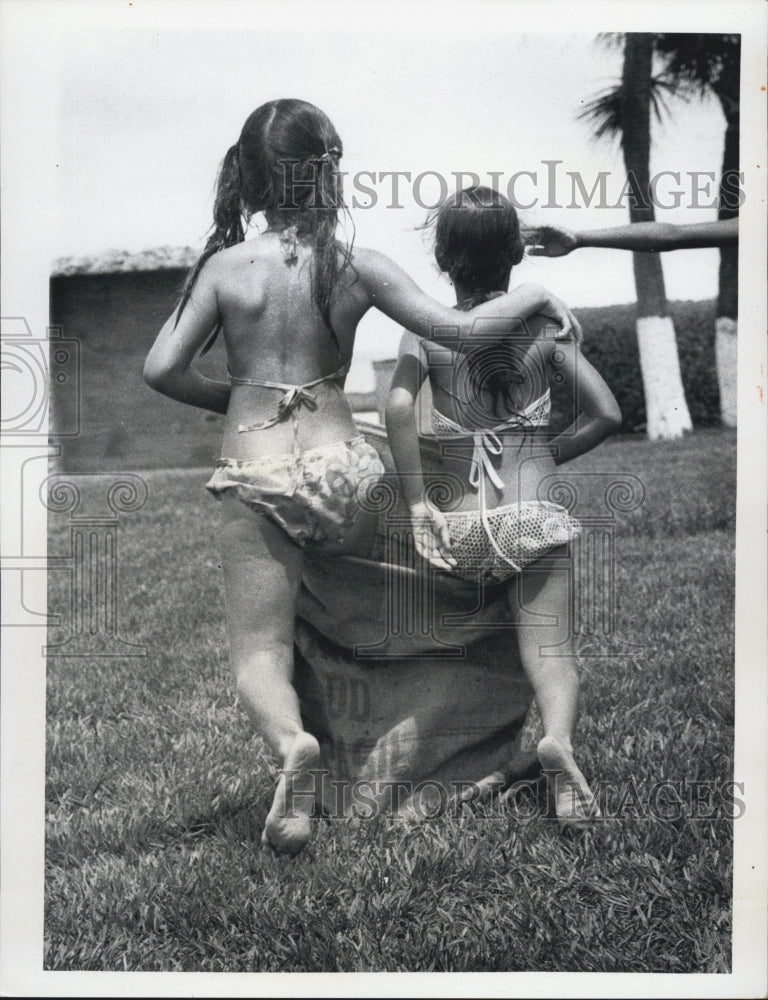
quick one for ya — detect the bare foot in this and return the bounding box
[262,732,320,854]
[537,735,600,830]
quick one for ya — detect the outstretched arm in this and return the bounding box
[143,260,231,414]
[545,341,622,465]
[531,217,738,256]
[355,248,582,345]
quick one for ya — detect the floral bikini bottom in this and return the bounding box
[206,436,385,547]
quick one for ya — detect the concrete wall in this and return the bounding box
[50,269,226,472]
[49,269,377,473]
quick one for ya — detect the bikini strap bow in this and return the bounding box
[469,430,505,492]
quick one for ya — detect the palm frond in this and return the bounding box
[578,85,623,141]
[653,33,740,100]
[595,31,625,51]
[648,75,688,121]
[579,76,685,145]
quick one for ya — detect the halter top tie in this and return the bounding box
[430,389,552,574]
[231,361,351,434]
[431,389,551,488]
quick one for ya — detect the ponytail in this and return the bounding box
[175,143,245,354]
[176,101,354,359]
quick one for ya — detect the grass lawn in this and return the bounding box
[45,428,736,973]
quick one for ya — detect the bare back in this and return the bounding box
[213,234,371,459]
[419,315,559,510]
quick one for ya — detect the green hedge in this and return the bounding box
[549,299,721,435]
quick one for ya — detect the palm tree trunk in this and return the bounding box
[622,35,692,439]
[714,94,739,427]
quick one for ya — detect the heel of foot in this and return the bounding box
[537,736,600,829]
[262,732,321,854]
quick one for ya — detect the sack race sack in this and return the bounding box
[293,429,539,818]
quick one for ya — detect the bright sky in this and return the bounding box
[10,1,744,361]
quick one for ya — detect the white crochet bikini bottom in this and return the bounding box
[444,500,581,584]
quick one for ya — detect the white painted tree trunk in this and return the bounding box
[715,316,738,428]
[636,315,693,440]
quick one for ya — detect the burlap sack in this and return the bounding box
[293,429,539,818]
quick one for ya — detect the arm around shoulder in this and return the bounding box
[352,248,582,345]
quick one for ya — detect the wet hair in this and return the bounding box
[430,185,524,293]
[177,99,352,353]
[428,187,535,415]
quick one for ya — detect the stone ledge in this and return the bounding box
[51,245,200,277]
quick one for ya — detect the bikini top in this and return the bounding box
[427,286,552,490]
[431,389,551,492]
[429,289,551,573]
[231,361,351,434]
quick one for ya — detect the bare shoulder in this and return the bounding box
[349,245,400,283]
[349,245,384,267]
[209,238,269,269]
[194,243,242,280]
[199,239,271,293]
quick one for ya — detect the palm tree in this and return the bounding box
[653,33,740,427]
[581,33,693,440]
